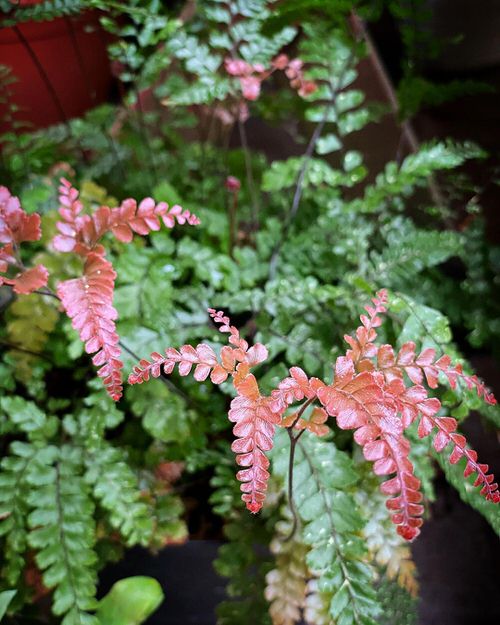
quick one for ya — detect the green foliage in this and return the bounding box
[1,3,499,625]
[27,445,98,625]
[96,577,163,625]
[376,578,417,625]
[0,590,16,622]
[1,0,85,25]
[272,430,380,625]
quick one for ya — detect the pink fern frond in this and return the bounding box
[318,356,424,540]
[0,186,42,245]
[389,380,499,503]
[208,308,268,367]
[229,373,281,513]
[128,343,226,385]
[54,178,200,256]
[57,252,123,401]
[270,366,324,415]
[344,289,388,367]
[1,264,49,295]
[376,341,496,405]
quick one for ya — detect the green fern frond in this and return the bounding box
[26,444,98,625]
[272,430,380,625]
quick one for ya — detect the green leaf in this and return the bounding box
[96,577,164,625]
[316,134,342,155]
[0,590,16,621]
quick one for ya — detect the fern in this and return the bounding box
[0,397,47,586]
[26,444,98,625]
[6,294,59,382]
[272,429,380,625]
[0,441,39,588]
[0,186,48,295]
[265,513,310,625]
[58,252,124,400]
[130,290,498,539]
[1,0,86,25]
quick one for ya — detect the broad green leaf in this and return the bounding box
[96,577,164,625]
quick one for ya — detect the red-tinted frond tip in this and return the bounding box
[412,401,500,503]
[127,343,230,385]
[0,186,42,244]
[318,357,424,540]
[381,342,497,406]
[57,252,123,401]
[207,308,268,369]
[270,366,323,416]
[345,290,389,366]
[1,264,49,295]
[54,178,200,255]
[229,373,281,513]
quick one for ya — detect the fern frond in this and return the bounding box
[0,187,41,244]
[83,442,153,546]
[6,295,59,382]
[0,187,48,294]
[265,514,309,625]
[318,357,424,540]
[26,445,98,625]
[0,441,40,587]
[57,253,123,401]
[272,429,380,625]
[128,308,271,511]
[229,373,281,513]
[53,178,200,256]
[355,474,418,597]
[128,308,268,385]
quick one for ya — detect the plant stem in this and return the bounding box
[268,49,356,280]
[284,395,316,541]
[238,117,260,228]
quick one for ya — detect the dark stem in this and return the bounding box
[63,16,95,104]
[267,49,356,281]
[237,117,260,228]
[13,25,68,123]
[0,339,54,363]
[268,106,332,280]
[283,395,316,541]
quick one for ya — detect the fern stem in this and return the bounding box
[268,50,356,280]
[284,396,316,541]
[237,118,260,228]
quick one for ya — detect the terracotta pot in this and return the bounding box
[0,3,113,133]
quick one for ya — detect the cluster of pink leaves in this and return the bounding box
[0,179,199,401]
[53,178,199,400]
[129,291,498,540]
[225,53,317,101]
[0,186,49,294]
